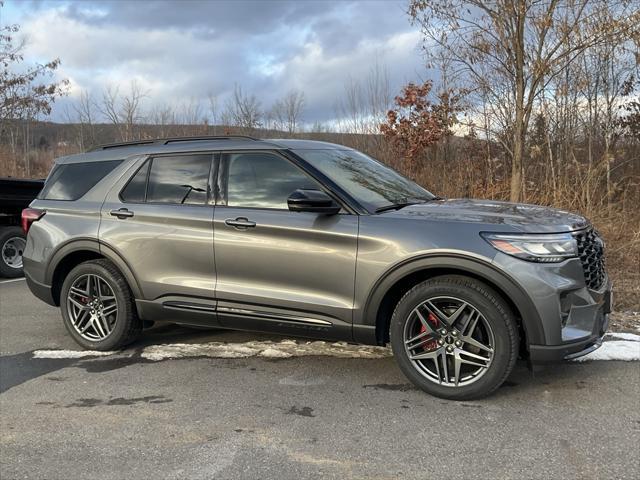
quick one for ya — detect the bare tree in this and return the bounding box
[365,61,392,127]
[270,89,305,134]
[98,80,147,141]
[148,103,175,138]
[409,0,639,201]
[208,93,218,135]
[223,84,262,132]
[336,76,365,134]
[73,90,97,148]
[335,62,392,136]
[174,98,207,136]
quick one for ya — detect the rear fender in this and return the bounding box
[46,239,143,300]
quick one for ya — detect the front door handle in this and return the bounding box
[225,217,256,229]
[110,208,134,219]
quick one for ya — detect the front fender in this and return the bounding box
[354,253,545,347]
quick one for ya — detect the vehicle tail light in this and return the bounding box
[21,208,45,235]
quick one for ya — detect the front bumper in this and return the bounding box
[492,251,612,364]
[529,311,609,363]
[527,282,611,363]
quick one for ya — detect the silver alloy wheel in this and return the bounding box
[1,236,26,269]
[403,296,495,387]
[66,274,118,341]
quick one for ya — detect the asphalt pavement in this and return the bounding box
[1,278,639,479]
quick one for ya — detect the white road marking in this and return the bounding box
[0,277,26,284]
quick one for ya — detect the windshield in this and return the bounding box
[293,149,435,212]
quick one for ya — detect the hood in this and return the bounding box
[382,198,589,233]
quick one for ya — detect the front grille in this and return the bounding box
[574,228,606,290]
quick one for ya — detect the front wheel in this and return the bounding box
[390,275,519,400]
[60,259,141,350]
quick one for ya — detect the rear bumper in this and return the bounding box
[25,270,56,306]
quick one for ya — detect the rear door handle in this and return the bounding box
[110,208,134,219]
[225,217,256,229]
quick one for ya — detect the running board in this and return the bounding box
[161,301,333,327]
[162,301,216,313]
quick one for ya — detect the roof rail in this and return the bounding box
[88,135,260,152]
[162,135,259,145]
[89,139,155,151]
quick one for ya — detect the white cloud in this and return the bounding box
[12,0,423,123]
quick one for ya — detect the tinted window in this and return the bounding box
[146,155,211,205]
[226,152,320,209]
[293,149,434,211]
[39,160,122,201]
[120,160,150,203]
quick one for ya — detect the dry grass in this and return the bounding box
[1,132,638,310]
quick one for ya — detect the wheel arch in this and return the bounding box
[362,254,545,352]
[46,239,142,306]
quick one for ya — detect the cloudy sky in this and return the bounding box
[3,0,428,124]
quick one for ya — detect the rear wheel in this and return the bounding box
[60,259,141,350]
[0,227,26,278]
[390,275,519,400]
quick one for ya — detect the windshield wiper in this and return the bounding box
[375,202,418,213]
[375,196,443,213]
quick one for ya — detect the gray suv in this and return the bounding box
[22,136,611,400]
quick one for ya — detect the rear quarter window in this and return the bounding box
[39,160,122,201]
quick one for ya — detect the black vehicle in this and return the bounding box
[0,178,44,277]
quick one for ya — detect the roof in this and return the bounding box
[55,136,352,164]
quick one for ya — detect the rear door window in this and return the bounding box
[39,160,122,201]
[145,155,212,205]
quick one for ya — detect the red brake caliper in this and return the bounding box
[420,312,440,351]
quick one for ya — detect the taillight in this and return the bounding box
[21,208,45,235]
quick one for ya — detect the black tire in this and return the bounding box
[0,227,26,278]
[60,259,142,350]
[390,275,519,401]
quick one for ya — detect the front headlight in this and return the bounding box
[481,232,578,263]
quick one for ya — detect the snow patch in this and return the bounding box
[140,340,392,361]
[141,343,260,361]
[33,349,118,359]
[33,333,637,362]
[606,332,640,342]
[259,347,293,358]
[573,339,640,362]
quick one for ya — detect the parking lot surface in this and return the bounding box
[1,278,639,479]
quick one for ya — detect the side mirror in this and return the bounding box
[287,189,341,215]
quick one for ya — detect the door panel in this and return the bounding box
[214,207,358,331]
[99,155,216,312]
[100,203,215,301]
[213,151,359,338]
